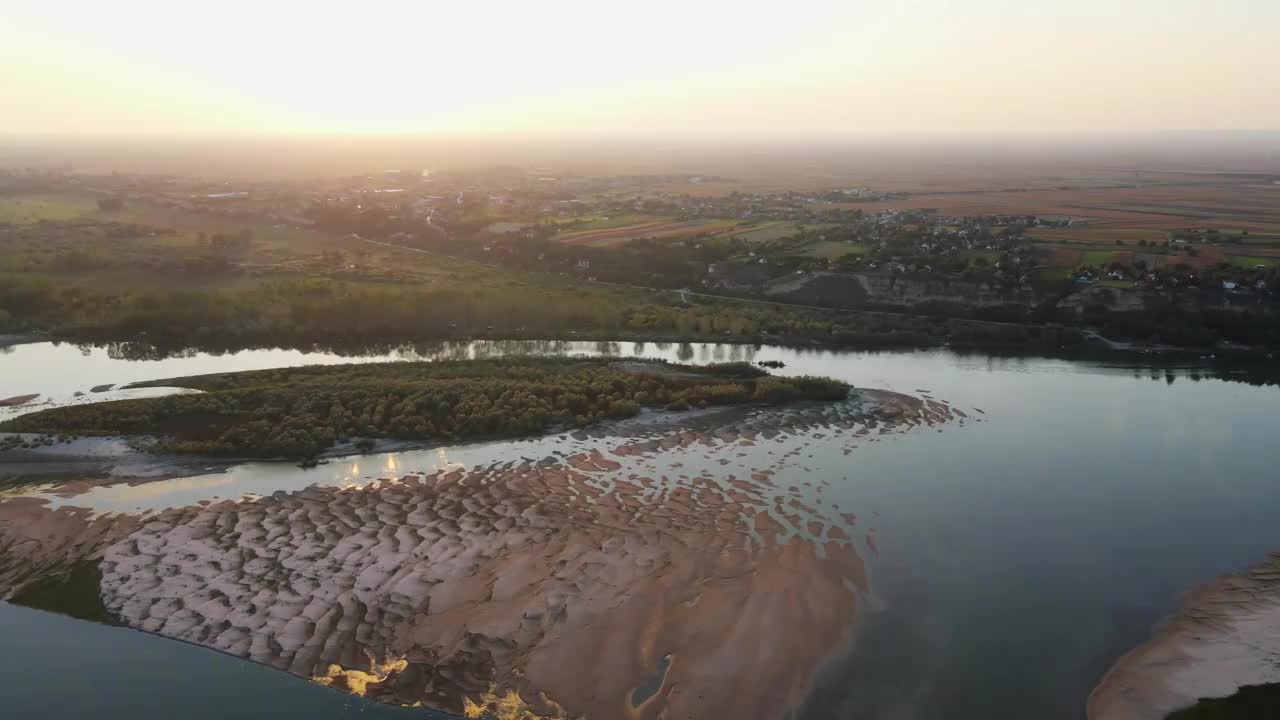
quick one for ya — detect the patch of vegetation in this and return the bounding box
[0,193,99,224]
[0,264,984,350]
[9,562,118,625]
[685,361,768,378]
[1,358,849,459]
[750,376,850,403]
[1228,256,1273,270]
[1081,250,1116,267]
[734,222,805,243]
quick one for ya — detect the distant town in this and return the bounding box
[2,162,1278,352]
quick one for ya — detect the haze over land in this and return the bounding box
[4,0,1279,138]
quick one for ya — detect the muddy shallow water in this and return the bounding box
[3,340,1280,719]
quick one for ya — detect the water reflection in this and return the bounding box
[4,340,1280,720]
[40,435,560,513]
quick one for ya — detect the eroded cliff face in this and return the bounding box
[1056,285,1279,321]
[0,389,962,720]
[853,273,1034,309]
[1089,553,1280,720]
[764,272,1036,311]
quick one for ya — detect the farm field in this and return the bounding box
[0,192,103,223]
[1029,227,1169,245]
[855,181,1280,239]
[1229,255,1278,269]
[483,221,530,234]
[1037,243,1278,277]
[115,200,347,255]
[803,240,868,260]
[0,191,331,252]
[557,217,742,246]
[0,190,510,292]
[733,221,804,242]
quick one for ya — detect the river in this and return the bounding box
[2,339,1279,719]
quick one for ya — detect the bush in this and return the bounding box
[693,362,767,378]
[752,376,849,404]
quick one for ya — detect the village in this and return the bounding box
[2,164,1278,350]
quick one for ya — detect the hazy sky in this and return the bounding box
[3,0,1276,136]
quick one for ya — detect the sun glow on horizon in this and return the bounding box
[3,0,1278,136]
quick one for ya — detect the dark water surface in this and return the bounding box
[0,602,429,719]
[3,340,1279,719]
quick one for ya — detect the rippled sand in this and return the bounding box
[1,389,961,719]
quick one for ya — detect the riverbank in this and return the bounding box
[29,323,1280,372]
[0,401,784,492]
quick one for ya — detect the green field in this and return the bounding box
[484,222,530,233]
[734,222,804,243]
[1081,250,1116,267]
[1229,255,1275,269]
[805,240,867,260]
[557,216,739,245]
[1037,267,1071,283]
[0,191,506,292]
[0,193,101,223]
[555,213,657,231]
[0,191,341,256]
[959,249,1001,263]
[114,200,345,256]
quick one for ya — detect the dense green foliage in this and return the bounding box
[1,358,849,458]
[0,271,905,347]
[750,376,850,403]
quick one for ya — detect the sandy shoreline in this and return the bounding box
[0,404,763,495]
[1088,552,1280,720]
[0,388,959,719]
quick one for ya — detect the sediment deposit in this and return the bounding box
[0,389,960,719]
[1089,553,1280,720]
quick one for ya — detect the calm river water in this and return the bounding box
[2,339,1278,719]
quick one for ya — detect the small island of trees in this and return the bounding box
[1,358,849,459]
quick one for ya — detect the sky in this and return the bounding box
[2,0,1277,137]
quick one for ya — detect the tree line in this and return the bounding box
[0,271,973,349]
